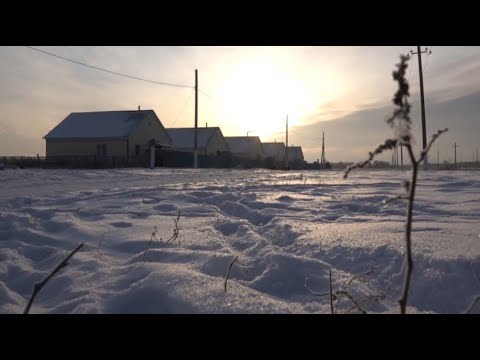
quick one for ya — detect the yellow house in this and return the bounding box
[43,109,172,160]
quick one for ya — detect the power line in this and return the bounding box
[198,89,216,101]
[171,89,194,127]
[25,46,193,89]
[423,46,432,74]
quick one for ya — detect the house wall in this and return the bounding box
[251,141,265,160]
[46,139,127,157]
[233,142,264,160]
[273,151,286,162]
[128,113,172,158]
[288,148,304,161]
[206,130,230,155]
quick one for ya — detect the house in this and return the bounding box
[166,127,229,156]
[43,109,172,159]
[287,146,305,165]
[224,136,264,161]
[262,142,286,163]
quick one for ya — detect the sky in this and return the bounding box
[1,46,480,162]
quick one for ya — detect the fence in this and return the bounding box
[0,152,310,170]
[0,155,45,168]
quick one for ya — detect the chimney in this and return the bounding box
[138,105,140,111]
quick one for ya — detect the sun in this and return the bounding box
[208,55,320,140]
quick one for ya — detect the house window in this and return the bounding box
[135,145,140,156]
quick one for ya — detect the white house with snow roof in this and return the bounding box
[224,136,264,160]
[166,127,229,156]
[43,109,172,159]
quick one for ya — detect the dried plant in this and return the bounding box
[224,255,239,292]
[164,211,181,246]
[344,55,448,314]
[24,243,84,314]
[306,267,386,314]
[143,212,181,262]
[464,262,480,314]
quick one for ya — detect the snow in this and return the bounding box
[44,110,156,139]
[1,168,479,314]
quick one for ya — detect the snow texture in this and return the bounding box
[1,168,479,314]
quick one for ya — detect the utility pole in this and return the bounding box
[400,145,403,167]
[194,69,198,169]
[285,115,289,170]
[454,142,458,169]
[320,131,326,168]
[437,148,440,167]
[477,147,479,168]
[410,46,432,167]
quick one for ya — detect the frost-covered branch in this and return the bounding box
[343,139,398,179]
[24,243,84,314]
[418,128,449,165]
[398,143,416,314]
[342,54,448,314]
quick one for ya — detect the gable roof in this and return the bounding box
[44,110,160,140]
[262,142,286,157]
[288,146,304,161]
[166,127,221,149]
[224,136,263,154]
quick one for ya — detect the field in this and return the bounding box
[1,168,479,313]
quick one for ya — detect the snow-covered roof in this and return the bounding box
[44,110,158,140]
[167,127,221,149]
[288,146,304,161]
[262,142,286,158]
[225,136,263,154]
